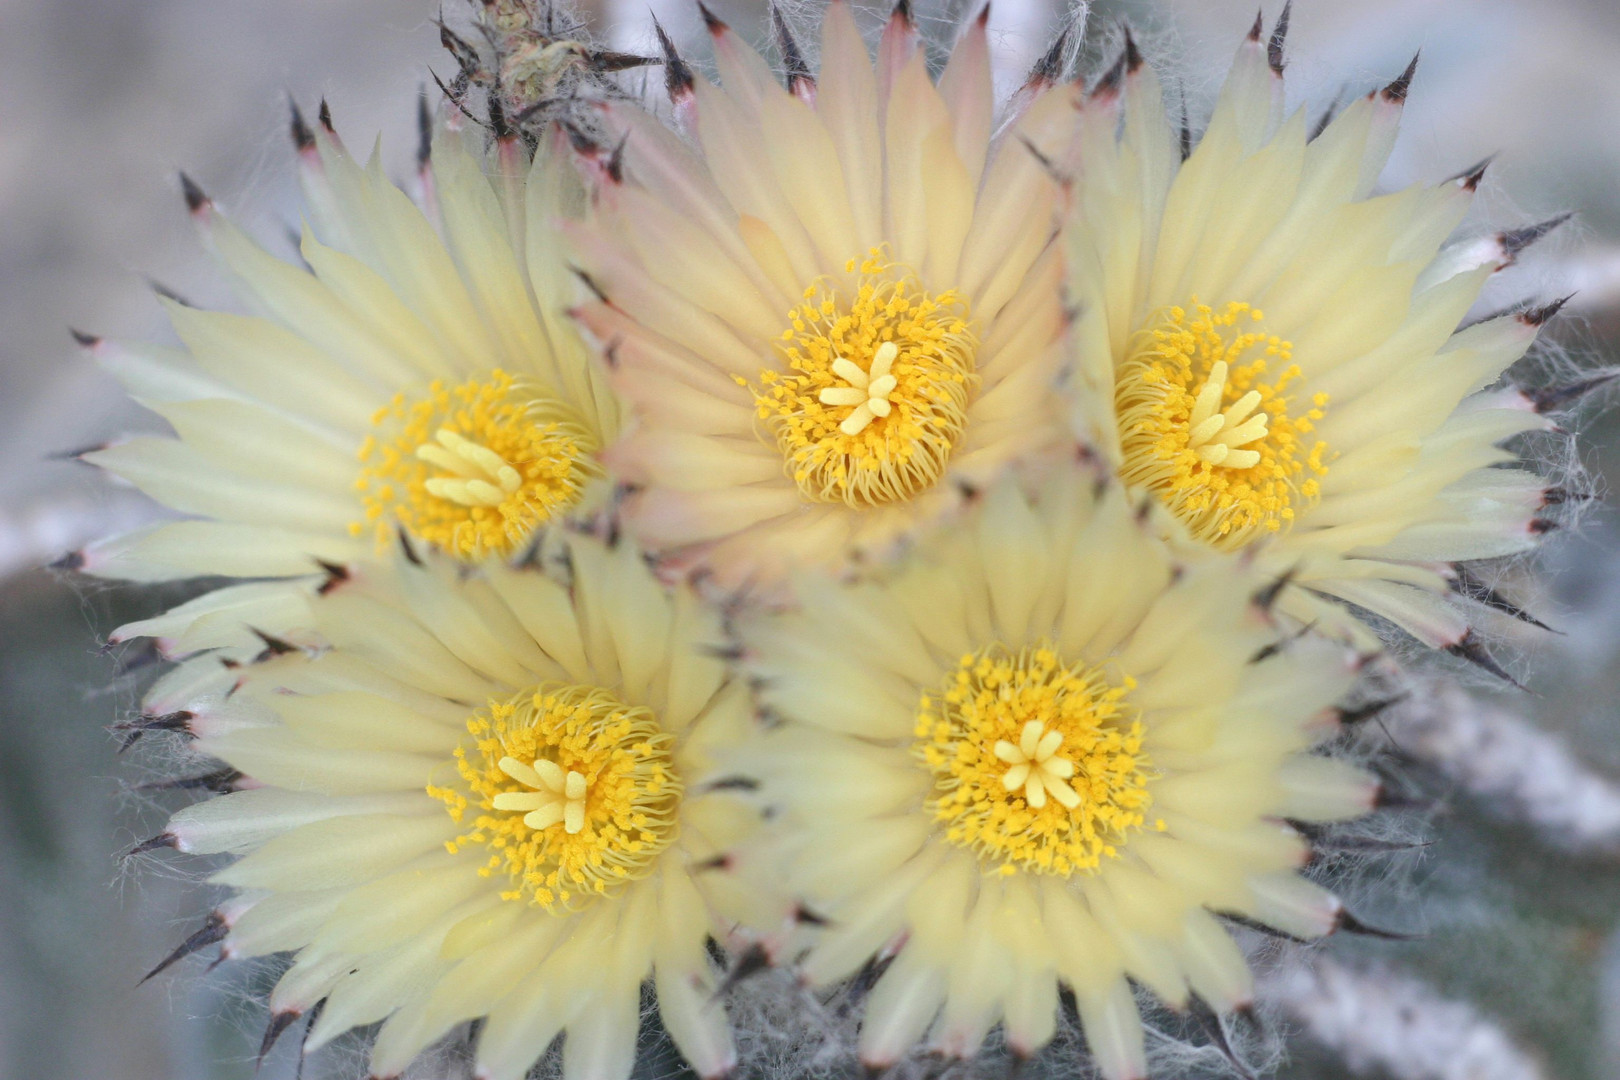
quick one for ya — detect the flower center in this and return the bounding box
[428,683,682,912]
[353,370,597,558]
[914,645,1158,877]
[1115,301,1329,548]
[745,251,979,508]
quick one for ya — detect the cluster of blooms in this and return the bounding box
[82,2,1592,1078]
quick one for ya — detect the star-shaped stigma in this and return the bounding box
[818,340,900,436]
[417,427,526,508]
[1184,360,1269,469]
[994,720,1081,810]
[492,755,589,834]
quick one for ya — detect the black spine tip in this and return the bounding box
[570,266,610,304]
[1445,630,1524,689]
[606,133,628,185]
[1381,52,1420,103]
[1336,909,1421,941]
[1309,99,1339,142]
[147,278,193,308]
[259,1009,302,1064]
[1336,692,1409,727]
[179,173,209,213]
[703,775,761,793]
[113,710,196,752]
[1451,155,1493,191]
[1267,2,1291,74]
[1500,212,1573,260]
[135,766,244,795]
[715,942,772,998]
[562,121,599,158]
[771,3,814,94]
[977,3,991,28]
[250,628,299,658]
[692,853,733,873]
[793,903,833,927]
[1450,564,1556,633]
[396,527,423,567]
[70,328,100,348]
[1247,9,1265,43]
[1251,565,1298,614]
[416,88,433,168]
[697,1,727,34]
[1519,293,1575,328]
[892,0,913,25]
[587,50,658,74]
[653,16,695,100]
[1530,368,1618,414]
[1188,995,1256,1080]
[1092,40,1129,98]
[317,98,334,132]
[47,442,106,464]
[141,912,228,985]
[314,558,350,595]
[1542,486,1598,507]
[1217,911,1311,945]
[1029,26,1071,87]
[125,832,178,860]
[487,90,511,142]
[49,549,85,572]
[288,98,315,152]
[1123,25,1143,74]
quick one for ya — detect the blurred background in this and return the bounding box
[4,0,1620,1077]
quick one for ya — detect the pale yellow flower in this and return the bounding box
[79,112,617,585]
[147,533,763,1080]
[569,2,1076,588]
[1063,16,1566,654]
[732,468,1369,1079]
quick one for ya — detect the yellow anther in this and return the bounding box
[429,684,683,912]
[1115,300,1329,547]
[745,250,979,508]
[354,370,598,558]
[914,644,1153,876]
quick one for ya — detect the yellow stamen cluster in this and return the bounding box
[353,370,596,558]
[428,683,682,912]
[744,251,979,508]
[1115,301,1329,547]
[914,645,1158,876]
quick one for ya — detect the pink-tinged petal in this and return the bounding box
[816,0,882,246]
[601,430,781,492]
[957,92,1071,306]
[883,53,943,267]
[706,7,778,114]
[607,184,784,343]
[760,83,859,265]
[570,301,743,400]
[690,78,821,287]
[626,485,800,548]
[564,224,763,377]
[979,244,1064,361]
[599,101,790,310]
[609,368,755,438]
[937,7,994,189]
[876,2,922,110]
